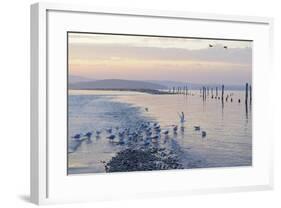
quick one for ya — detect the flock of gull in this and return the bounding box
[70,112,207,149]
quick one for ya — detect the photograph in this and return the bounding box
[67,32,252,174]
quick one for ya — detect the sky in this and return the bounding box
[68,32,252,85]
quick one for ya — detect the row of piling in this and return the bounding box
[168,83,252,105]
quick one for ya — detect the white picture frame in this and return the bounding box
[30,2,274,205]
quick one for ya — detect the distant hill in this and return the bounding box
[69,75,94,83]
[69,79,167,90]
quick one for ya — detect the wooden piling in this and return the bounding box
[203,86,206,101]
[249,85,252,105]
[221,85,224,102]
[245,83,248,105]
[202,87,205,100]
[216,87,218,98]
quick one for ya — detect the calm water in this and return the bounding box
[68,90,252,174]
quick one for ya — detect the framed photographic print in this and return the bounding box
[30,2,274,205]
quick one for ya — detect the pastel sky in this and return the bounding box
[68,33,252,85]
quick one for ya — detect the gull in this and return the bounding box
[84,131,93,139]
[155,128,161,133]
[151,135,160,139]
[173,125,178,132]
[107,134,115,140]
[118,138,125,145]
[146,127,152,132]
[96,130,101,136]
[72,134,81,140]
[106,128,112,134]
[202,131,207,138]
[154,125,161,131]
[163,130,169,135]
[118,130,125,137]
[194,126,200,131]
[181,126,185,132]
[144,139,150,146]
[128,135,133,141]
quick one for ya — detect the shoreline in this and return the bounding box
[69,88,172,95]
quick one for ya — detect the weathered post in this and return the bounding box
[245,83,248,105]
[249,85,252,105]
[203,87,205,100]
[216,87,218,98]
[221,85,224,102]
[203,87,206,101]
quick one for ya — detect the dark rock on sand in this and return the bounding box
[105,147,183,172]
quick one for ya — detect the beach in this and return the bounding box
[68,89,252,174]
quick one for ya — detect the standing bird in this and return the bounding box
[107,134,115,140]
[163,130,169,135]
[145,107,149,112]
[173,125,178,132]
[144,138,150,146]
[84,131,93,139]
[118,130,125,137]
[106,128,112,134]
[72,134,81,140]
[96,130,101,136]
[202,131,207,138]
[209,44,213,47]
[178,112,186,124]
[154,124,161,130]
[194,126,200,131]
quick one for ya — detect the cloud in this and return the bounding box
[69,43,251,65]
[68,34,252,85]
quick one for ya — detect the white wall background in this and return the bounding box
[0,0,280,207]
